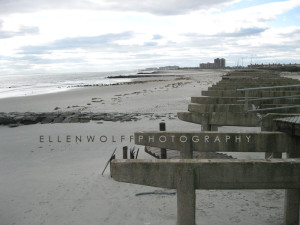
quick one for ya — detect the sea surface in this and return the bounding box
[0,70,138,99]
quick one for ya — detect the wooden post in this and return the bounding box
[110,154,115,177]
[123,146,128,159]
[159,122,167,159]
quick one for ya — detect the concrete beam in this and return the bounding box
[177,111,259,126]
[209,86,300,91]
[134,131,297,153]
[202,90,300,98]
[191,97,300,105]
[215,81,300,84]
[188,103,300,113]
[177,112,208,125]
[111,159,300,189]
[218,80,297,83]
[191,96,241,104]
[188,103,244,113]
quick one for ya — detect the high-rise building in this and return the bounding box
[214,58,226,68]
[199,58,226,69]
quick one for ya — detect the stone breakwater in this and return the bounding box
[0,112,178,127]
[0,112,141,127]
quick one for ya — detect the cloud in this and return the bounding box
[152,34,163,40]
[17,55,86,64]
[217,27,268,37]
[143,41,158,47]
[183,26,267,43]
[0,20,39,39]
[0,0,90,14]
[20,31,134,54]
[97,0,237,15]
[0,0,237,16]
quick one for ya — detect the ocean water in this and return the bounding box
[0,70,138,99]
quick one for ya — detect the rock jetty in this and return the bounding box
[0,112,143,127]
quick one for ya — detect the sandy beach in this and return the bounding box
[0,69,289,225]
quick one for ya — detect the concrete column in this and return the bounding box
[180,141,193,159]
[210,125,218,131]
[284,189,300,225]
[284,149,300,225]
[201,123,212,158]
[263,118,282,160]
[201,123,211,131]
[177,167,195,225]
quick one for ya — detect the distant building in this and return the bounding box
[159,66,179,70]
[200,58,226,69]
[144,67,158,71]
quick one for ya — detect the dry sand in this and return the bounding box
[0,69,287,225]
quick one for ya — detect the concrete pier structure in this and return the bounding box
[111,70,300,225]
[111,159,300,225]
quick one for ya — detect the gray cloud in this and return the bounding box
[20,31,134,54]
[184,27,267,40]
[0,20,39,39]
[101,0,235,15]
[220,27,268,37]
[0,0,236,16]
[0,0,90,14]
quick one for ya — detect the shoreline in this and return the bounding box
[0,69,290,225]
[0,70,225,113]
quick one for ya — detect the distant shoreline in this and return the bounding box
[106,74,174,79]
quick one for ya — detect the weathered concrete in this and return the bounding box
[191,96,242,104]
[214,80,300,85]
[275,116,300,137]
[261,113,300,131]
[218,79,297,83]
[188,103,244,113]
[178,111,259,126]
[209,86,300,91]
[111,158,300,224]
[191,96,300,105]
[177,167,195,225]
[134,131,298,153]
[111,159,300,189]
[284,137,300,225]
[202,90,300,98]
[188,103,300,113]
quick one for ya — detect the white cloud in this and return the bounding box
[0,0,300,74]
[0,0,238,15]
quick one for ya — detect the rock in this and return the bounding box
[41,117,54,124]
[91,115,105,121]
[53,116,65,123]
[9,124,19,128]
[63,116,79,123]
[22,116,39,125]
[79,116,90,123]
[0,116,15,125]
[0,111,146,126]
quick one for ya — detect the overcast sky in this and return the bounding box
[0,0,300,74]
